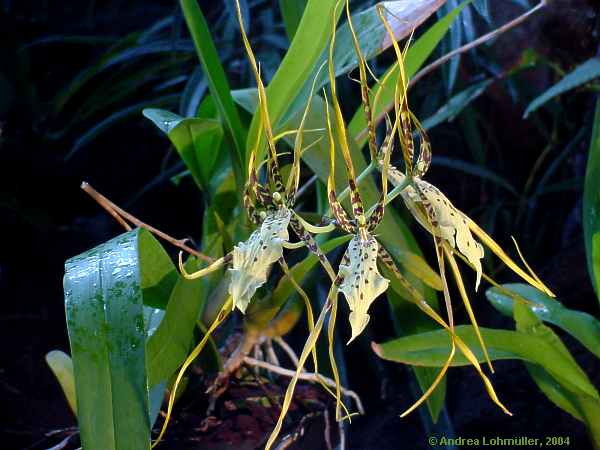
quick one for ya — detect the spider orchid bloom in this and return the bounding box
[180,0,338,315]
[228,205,291,312]
[376,6,553,300]
[321,0,407,344]
[367,5,554,417]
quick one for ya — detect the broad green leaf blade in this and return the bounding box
[144,108,223,193]
[64,229,155,450]
[279,0,307,40]
[513,300,600,447]
[46,350,77,416]
[349,0,473,147]
[180,0,245,180]
[373,325,599,399]
[584,100,600,300]
[524,58,600,118]
[525,363,585,421]
[486,283,600,360]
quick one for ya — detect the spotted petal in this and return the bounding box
[229,208,291,313]
[338,234,390,343]
[403,178,484,290]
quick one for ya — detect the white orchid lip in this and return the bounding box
[338,234,390,343]
[229,207,292,313]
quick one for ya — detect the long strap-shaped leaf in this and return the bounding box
[180,0,245,183]
[65,229,156,450]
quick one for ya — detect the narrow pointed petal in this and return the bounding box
[229,208,291,312]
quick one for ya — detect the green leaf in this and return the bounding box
[65,229,158,450]
[524,57,600,118]
[513,300,600,447]
[584,100,600,300]
[421,79,493,130]
[486,283,600,360]
[45,350,77,416]
[373,325,599,399]
[384,287,446,423]
[180,0,245,181]
[349,0,473,147]
[146,257,220,387]
[278,0,307,40]
[144,108,224,193]
[279,0,447,127]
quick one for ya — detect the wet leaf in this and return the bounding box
[513,301,600,447]
[144,108,224,194]
[65,229,155,450]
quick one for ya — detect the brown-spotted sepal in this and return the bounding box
[229,207,292,313]
[405,178,484,289]
[338,234,390,343]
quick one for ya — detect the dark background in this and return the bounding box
[1,1,600,449]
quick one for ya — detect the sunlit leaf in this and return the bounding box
[280,0,447,126]
[373,325,599,399]
[279,0,307,39]
[512,301,600,447]
[486,283,600,360]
